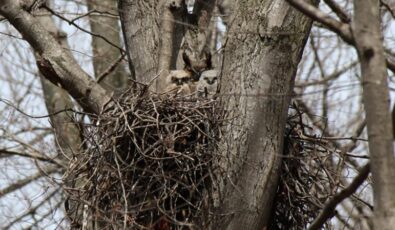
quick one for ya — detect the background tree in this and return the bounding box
[0,0,394,229]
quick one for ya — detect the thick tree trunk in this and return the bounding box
[87,0,128,94]
[218,1,315,229]
[353,0,395,228]
[118,0,160,83]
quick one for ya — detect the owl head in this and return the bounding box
[166,70,193,86]
[182,51,212,82]
[200,70,218,85]
[197,70,219,98]
[165,70,193,96]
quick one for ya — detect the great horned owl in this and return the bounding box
[165,70,194,96]
[197,70,219,99]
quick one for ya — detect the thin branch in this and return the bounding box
[3,189,60,229]
[381,0,395,18]
[308,163,370,230]
[0,98,78,119]
[296,61,358,87]
[0,149,60,165]
[70,9,119,23]
[0,166,59,198]
[96,54,126,83]
[287,0,395,76]
[323,0,350,23]
[21,200,63,229]
[44,6,125,53]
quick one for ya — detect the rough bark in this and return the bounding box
[218,0,315,229]
[87,0,128,94]
[0,0,110,114]
[157,0,186,92]
[353,0,395,228]
[118,0,160,83]
[34,7,90,228]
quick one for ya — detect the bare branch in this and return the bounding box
[381,0,395,18]
[0,166,59,198]
[45,6,124,52]
[3,188,60,229]
[296,61,358,87]
[0,149,60,165]
[96,54,126,84]
[323,0,350,23]
[0,0,110,114]
[308,163,370,230]
[287,0,395,76]
[286,0,353,44]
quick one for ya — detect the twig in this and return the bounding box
[45,6,125,53]
[308,163,370,230]
[96,54,126,83]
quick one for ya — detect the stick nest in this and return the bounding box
[66,88,223,229]
[64,90,342,229]
[270,105,344,230]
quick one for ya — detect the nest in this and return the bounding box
[64,87,341,229]
[65,87,223,229]
[270,104,342,230]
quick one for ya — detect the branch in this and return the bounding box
[286,0,353,44]
[3,188,60,229]
[286,0,395,76]
[45,6,125,52]
[323,0,350,23]
[381,0,395,18]
[296,61,358,87]
[308,163,370,230]
[0,166,59,198]
[96,53,126,83]
[0,149,60,165]
[0,0,110,114]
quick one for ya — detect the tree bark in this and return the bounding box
[353,0,395,228]
[34,7,91,228]
[218,1,315,229]
[0,0,110,114]
[87,0,128,94]
[156,0,186,92]
[118,0,160,83]
[35,8,82,162]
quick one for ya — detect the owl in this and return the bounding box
[165,70,194,96]
[197,70,219,99]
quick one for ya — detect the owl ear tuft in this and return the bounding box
[203,51,212,70]
[182,52,192,70]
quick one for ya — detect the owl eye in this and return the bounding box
[203,77,208,81]
[182,77,190,83]
[213,77,218,81]
[171,76,178,82]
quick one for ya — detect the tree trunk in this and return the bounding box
[218,1,315,229]
[353,0,395,228]
[118,0,160,83]
[87,0,128,94]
